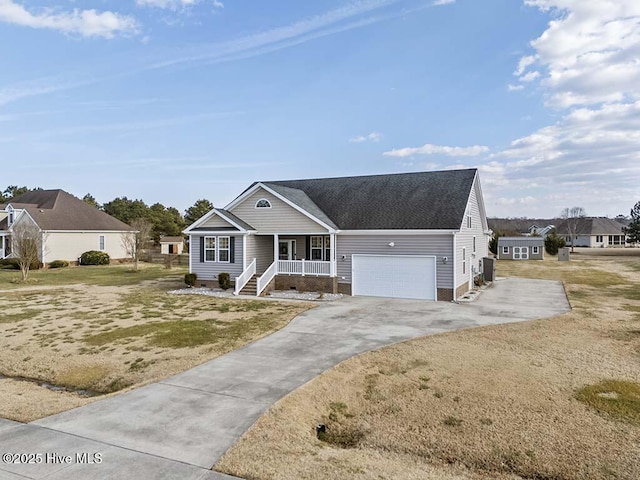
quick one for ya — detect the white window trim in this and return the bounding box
[218,236,231,263]
[310,235,323,261]
[99,235,106,251]
[502,246,509,254]
[462,247,466,274]
[255,198,272,209]
[204,236,216,263]
[532,246,539,254]
[467,215,472,229]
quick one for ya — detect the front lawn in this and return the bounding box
[0,264,313,422]
[216,254,640,480]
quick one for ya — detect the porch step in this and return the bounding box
[239,276,258,296]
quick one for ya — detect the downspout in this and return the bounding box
[452,232,458,303]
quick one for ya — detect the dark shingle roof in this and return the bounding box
[259,169,478,230]
[216,209,255,231]
[160,236,184,243]
[2,190,134,231]
[555,217,625,235]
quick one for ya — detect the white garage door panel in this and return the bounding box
[352,255,436,300]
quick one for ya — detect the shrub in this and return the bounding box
[0,258,19,270]
[80,250,110,266]
[545,232,566,255]
[218,272,231,290]
[184,273,197,287]
[0,258,42,270]
[49,260,69,269]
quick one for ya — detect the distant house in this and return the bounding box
[555,217,628,247]
[184,168,491,301]
[498,237,544,260]
[528,224,555,237]
[160,236,185,255]
[0,190,134,263]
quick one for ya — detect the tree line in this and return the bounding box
[1,185,214,244]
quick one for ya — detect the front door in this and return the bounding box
[278,240,296,260]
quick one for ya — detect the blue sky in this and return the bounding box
[1,0,639,218]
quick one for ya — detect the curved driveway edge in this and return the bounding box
[1,277,570,479]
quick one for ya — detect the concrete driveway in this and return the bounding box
[0,278,570,480]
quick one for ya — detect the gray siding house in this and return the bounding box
[184,168,491,301]
[498,237,544,260]
[555,217,628,247]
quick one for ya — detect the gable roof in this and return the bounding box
[555,217,626,236]
[1,190,134,231]
[254,168,478,230]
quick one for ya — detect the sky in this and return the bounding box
[0,0,638,219]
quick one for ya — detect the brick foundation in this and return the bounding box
[455,282,469,299]
[274,275,337,294]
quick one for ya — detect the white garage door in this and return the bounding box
[352,255,437,301]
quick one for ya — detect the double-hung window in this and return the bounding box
[99,235,105,251]
[218,236,230,263]
[204,237,216,262]
[533,246,539,254]
[311,236,323,260]
[462,247,467,274]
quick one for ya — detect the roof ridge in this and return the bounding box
[262,168,478,185]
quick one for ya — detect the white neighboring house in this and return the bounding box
[0,190,134,264]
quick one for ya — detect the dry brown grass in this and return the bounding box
[0,273,312,422]
[216,255,640,480]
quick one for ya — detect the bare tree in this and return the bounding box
[121,218,152,271]
[560,206,586,253]
[11,217,43,281]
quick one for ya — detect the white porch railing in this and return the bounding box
[234,258,256,295]
[257,261,277,296]
[277,260,331,276]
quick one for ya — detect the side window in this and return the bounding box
[255,199,271,208]
[502,246,509,254]
[99,235,105,251]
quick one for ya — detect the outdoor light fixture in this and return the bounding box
[442,257,448,264]
[341,255,346,260]
[388,242,395,247]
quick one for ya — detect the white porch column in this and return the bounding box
[273,234,279,272]
[330,233,336,277]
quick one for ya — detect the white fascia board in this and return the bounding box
[8,210,40,232]
[474,171,489,232]
[225,182,336,233]
[337,229,459,235]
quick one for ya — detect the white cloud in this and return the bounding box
[432,0,455,5]
[349,132,382,143]
[137,0,223,10]
[383,143,489,158]
[484,0,640,216]
[0,0,138,38]
[508,84,525,91]
[521,0,640,107]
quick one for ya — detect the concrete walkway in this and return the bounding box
[0,278,570,480]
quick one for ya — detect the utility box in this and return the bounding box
[558,247,570,261]
[483,257,496,281]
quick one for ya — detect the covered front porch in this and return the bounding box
[236,233,337,296]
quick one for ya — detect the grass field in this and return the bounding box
[216,254,640,480]
[0,263,313,422]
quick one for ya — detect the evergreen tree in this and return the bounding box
[623,201,640,245]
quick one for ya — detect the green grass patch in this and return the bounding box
[0,264,187,289]
[576,379,640,425]
[83,313,286,349]
[0,309,43,323]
